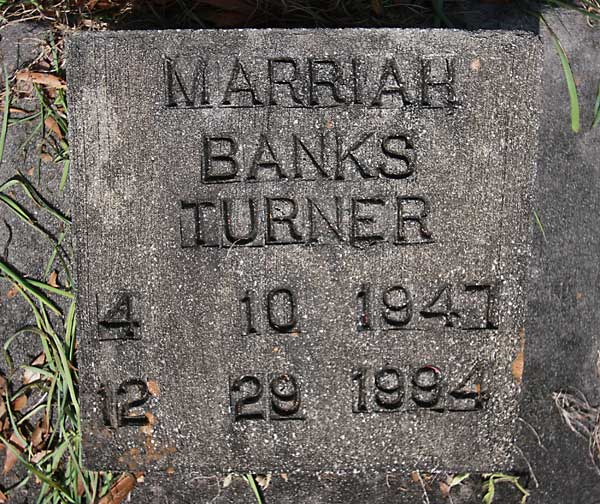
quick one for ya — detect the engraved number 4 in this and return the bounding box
[420,283,460,327]
[99,293,140,341]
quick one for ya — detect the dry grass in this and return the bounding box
[0,0,441,29]
[553,352,600,473]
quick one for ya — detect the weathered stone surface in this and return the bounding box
[68,28,542,474]
[0,23,47,76]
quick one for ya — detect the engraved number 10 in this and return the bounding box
[241,287,298,334]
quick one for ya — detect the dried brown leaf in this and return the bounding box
[77,474,86,496]
[31,424,44,449]
[0,489,7,503]
[0,375,6,396]
[30,450,50,463]
[31,415,49,450]
[32,353,46,367]
[15,71,66,90]
[255,473,272,489]
[146,380,160,397]
[23,354,45,384]
[23,368,40,385]
[3,432,25,475]
[44,117,63,140]
[512,328,526,384]
[139,412,156,436]
[48,271,59,288]
[11,394,27,413]
[88,0,122,8]
[98,473,137,504]
[372,0,383,15]
[81,18,109,29]
[439,480,450,498]
[6,286,18,299]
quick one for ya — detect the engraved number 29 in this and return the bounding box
[230,373,303,421]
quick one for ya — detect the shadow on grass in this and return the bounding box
[2,0,541,32]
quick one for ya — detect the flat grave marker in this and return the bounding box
[67,28,542,473]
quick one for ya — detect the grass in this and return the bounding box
[0,0,597,502]
[0,67,10,166]
[592,80,600,129]
[0,31,114,503]
[553,353,600,474]
[0,198,97,502]
[541,15,581,133]
[244,474,264,504]
[482,473,530,504]
[533,210,547,243]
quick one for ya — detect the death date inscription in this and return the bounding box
[98,363,488,429]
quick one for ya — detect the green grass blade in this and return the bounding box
[28,278,74,299]
[0,180,72,287]
[543,18,580,133]
[4,390,28,448]
[0,174,70,225]
[592,79,600,129]
[44,232,64,277]
[59,158,70,192]
[0,261,62,315]
[0,193,34,222]
[65,433,95,503]
[543,0,600,22]
[533,210,547,243]
[431,0,453,27]
[65,300,77,359]
[483,477,495,504]
[244,474,264,504]
[46,324,79,418]
[0,435,76,502]
[449,473,471,487]
[0,65,10,167]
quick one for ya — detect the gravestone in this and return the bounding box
[67,29,542,476]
